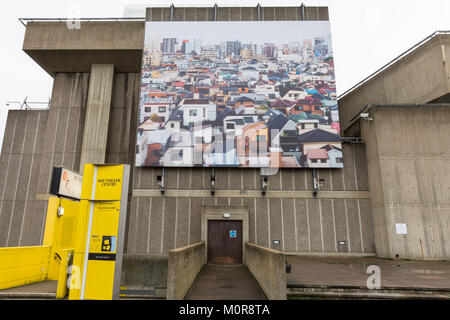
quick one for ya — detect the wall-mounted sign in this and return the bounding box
[273,240,280,245]
[136,21,342,168]
[395,223,408,235]
[229,230,237,238]
[50,167,83,200]
[69,164,130,300]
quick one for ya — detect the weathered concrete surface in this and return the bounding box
[360,105,450,260]
[166,242,206,300]
[185,264,266,300]
[2,6,375,254]
[286,256,450,296]
[23,22,144,75]
[0,280,57,299]
[128,143,374,256]
[245,242,287,300]
[0,110,49,247]
[119,253,168,298]
[79,64,114,173]
[339,34,450,135]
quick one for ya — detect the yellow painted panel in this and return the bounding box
[81,164,125,201]
[56,249,74,299]
[0,246,51,290]
[69,164,127,300]
[43,197,60,246]
[45,197,80,280]
[80,164,95,200]
[84,261,115,300]
[94,165,124,201]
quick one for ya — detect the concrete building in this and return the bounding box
[0,6,448,297]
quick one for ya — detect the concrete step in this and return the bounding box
[0,281,57,299]
[287,285,450,300]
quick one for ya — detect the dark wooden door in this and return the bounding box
[207,220,243,265]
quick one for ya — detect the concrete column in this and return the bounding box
[79,64,114,173]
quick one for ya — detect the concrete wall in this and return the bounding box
[23,21,144,75]
[120,253,168,298]
[339,34,450,134]
[0,72,139,248]
[361,105,450,259]
[79,64,115,172]
[0,110,49,246]
[0,7,376,257]
[0,246,51,290]
[0,64,375,257]
[245,242,286,300]
[128,143,374,255]
[166,242,206,300]
[0,73,375,254]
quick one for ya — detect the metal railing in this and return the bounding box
[18,17,145,27]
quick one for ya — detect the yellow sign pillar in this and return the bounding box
[69,164,130,300]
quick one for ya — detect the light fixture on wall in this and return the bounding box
[210,168,215,196]
[360,112,373,121]
[223,213,230,219]
[156,168,165,195]
[312,169,324,197]
[262,175,268,196]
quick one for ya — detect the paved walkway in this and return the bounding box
[185,265,266,300]
[286,256,450,290]
[0,281,57,299]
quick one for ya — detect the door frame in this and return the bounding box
[201,206,249,265]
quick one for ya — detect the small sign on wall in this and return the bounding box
[229,230,236,238]
[395,223,408,235]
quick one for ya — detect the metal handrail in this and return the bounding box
[18,17,145,27]
[338,30,450,100]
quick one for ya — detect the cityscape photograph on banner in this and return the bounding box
[136,21,342,168]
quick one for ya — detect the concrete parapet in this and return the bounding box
[0,246,51,290]
[166,242,206,300]
[245,242,287,300]
[23,21,144,75]
[120,253,168,298]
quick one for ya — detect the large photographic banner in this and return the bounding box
[136,21,342,168]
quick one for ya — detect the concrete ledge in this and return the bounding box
[0,292,57,299]
[287,287,450,300]
[167,242,206,300]
[285,252,376,257]
[132,189,371,199]
[245,242,287,300]
[23,21,145,75]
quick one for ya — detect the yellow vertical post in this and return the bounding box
[68,163,129,300]
[42,196,60,246]
[43,196,60,280]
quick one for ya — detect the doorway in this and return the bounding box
[207,220,243,265]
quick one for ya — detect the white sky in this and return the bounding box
[145,21,331,46]
[0,0,449,147]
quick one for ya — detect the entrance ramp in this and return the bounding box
[185,264,266,300]
[166,241,286,300]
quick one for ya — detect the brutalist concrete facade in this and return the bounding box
[0,6,448,263]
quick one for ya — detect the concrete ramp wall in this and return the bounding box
[166,242,206,300]
[245,242,287,300]
[0,246,51,290]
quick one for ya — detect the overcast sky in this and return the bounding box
[0,0,449,147]
[146,21,331,46]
